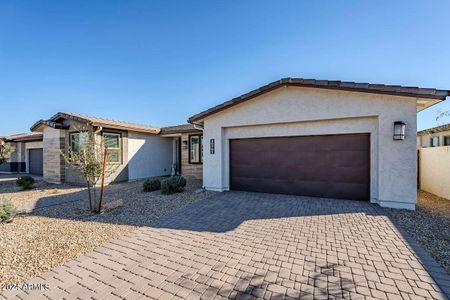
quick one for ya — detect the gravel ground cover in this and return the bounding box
[384,190,450,274]
[0,177,215,286]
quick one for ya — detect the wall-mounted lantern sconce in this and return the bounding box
[182,140,188,150]
[393,121,406,140]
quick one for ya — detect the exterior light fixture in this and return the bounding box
[393,121,406,140]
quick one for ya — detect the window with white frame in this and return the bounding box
[103,132,121,163]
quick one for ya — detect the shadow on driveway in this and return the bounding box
[8,188,450,298]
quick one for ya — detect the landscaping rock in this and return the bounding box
[0,178,216,286]
[383,190,450,275]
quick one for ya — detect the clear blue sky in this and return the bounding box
[1,1,449,136]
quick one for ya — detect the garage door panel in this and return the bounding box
[327,167,370,184]
[332,151,369,167]
[230,134,370,201]
[28,148,43,176]
[325,182,370,201]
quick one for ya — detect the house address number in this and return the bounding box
[210,139,215,154]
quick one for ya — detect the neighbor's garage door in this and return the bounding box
[230,134,370,201]
[28,148,43,175]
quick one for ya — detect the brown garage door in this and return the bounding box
[230,134,370,201]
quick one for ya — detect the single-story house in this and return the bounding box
[188,78,449,210]
[417,123,450,148]
[29,112,203,185]
[2,77,449,210]
[2,113,205,184]
[0,132,44,174]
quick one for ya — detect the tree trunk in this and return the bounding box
[97,147,108,213]
[92,186,97,210]
[86,179,93,211]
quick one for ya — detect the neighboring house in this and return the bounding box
[417,123,450,200]
[0,132,43,175]
[30,112,173,185]
[25,112,204,185]
[188,77,449,210]
[417,123,450,148]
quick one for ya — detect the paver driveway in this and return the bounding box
[2,192,450,300]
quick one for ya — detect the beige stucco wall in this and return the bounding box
[419,146,450,200]
[127,131,172,180]
[417,129,450,148]
[202,86,418,209]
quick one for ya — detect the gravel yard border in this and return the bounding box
[0,178,216,286]
[383,190,450,275]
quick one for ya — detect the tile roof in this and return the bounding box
[160,124,202,135]
[31,112,161,134]
[417,123,450,135]
[2,132,43,142]
[188,77,450,123]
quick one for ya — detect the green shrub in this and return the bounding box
[161,178,172,195]
[171,175,186,192]
[143,178,161,192]
[16,176,35,190]
[161,176,187,195]
[173,175,186,187]
[0,201,16,223]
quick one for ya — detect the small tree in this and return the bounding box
[61,127,117,213]
[0,138,15,164]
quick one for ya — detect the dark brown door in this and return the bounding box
[230,134,370,201]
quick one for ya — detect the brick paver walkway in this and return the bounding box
[2,192,450,299]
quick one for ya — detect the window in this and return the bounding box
[444,136,450,146]
[189,135,203,164]
[103,132,121,163]
[70,132,88,153]
[431,136,439,147]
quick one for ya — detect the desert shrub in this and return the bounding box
[172,175,186,188]
[161,176,187,195]
[16,176,35,190]
[171,175,186,192]
[0,201,16,223]
[143,178,161,192]
[161,178,171,195]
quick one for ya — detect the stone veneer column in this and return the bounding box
[43,127,66,183]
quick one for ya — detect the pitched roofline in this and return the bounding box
[30,120,70,131]
[160,124,202,135]
[49,112,93,125]
[188,78,450,123]
[3,132,43,142]
[31,112,161,134]
[417,123,450,136]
